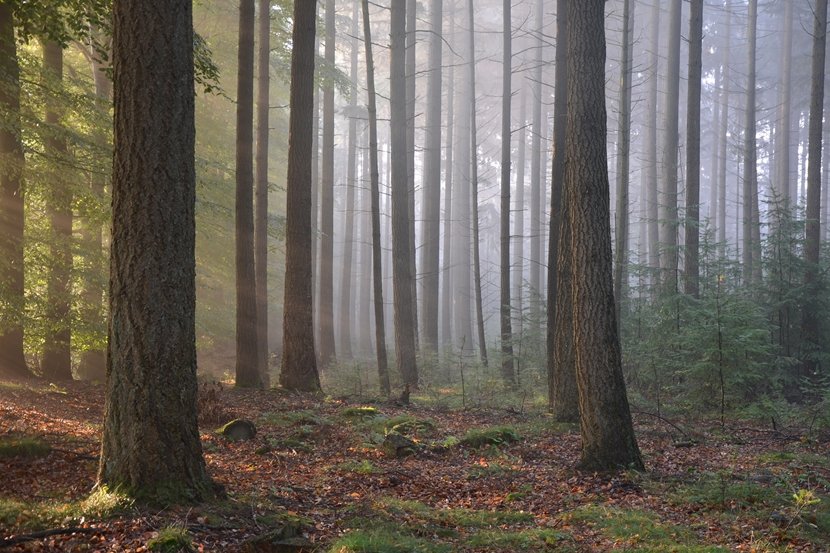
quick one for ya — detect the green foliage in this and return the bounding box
[147,525,194,553]
[0,487,132,532]
[341,406,381,419]
[464,528,569,550]
[0,436,51,458]
[667,472,779,512]
[334,460,381,475]
[376,497,533,527]
[327,528,451,553]
[460,426,521,448]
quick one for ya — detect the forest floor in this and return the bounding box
[0,378,828,552]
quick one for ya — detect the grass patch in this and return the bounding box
[0,436,51,459]
[328,527,451,553]
[376,415,436,437]
[459,426,521,448]
[464,528,570,550]
[668,472,779,512]
[342,406,381,419]
[377,497,533,527]
[334,460,382,475]
[147,525,194,552]
[0,487,132,532]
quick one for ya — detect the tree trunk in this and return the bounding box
[683,0,702,298]
[742,0,758,286]
[254,0,271,385]
[0,5,29,379]
[659,0,681,293]
[358,126,373,355]
[362,0,391,395]
[235,0,261,388]
[318,0,337,368]
[99,0,212,499]
[441,23,455,352]
[41,40,73,381]
[280,0,322,393]
[338,1,360,361]
[420,0,443,354]
[645,0,660,277]
[548,0,578,422]
[613,0,633,324]
[802,0,828,376]
[406,0,419,351]
[717,7,731,255]
[391,0,419,387]
[499,0,514,385]
[513,90,527,333]
[777,0,794,210]
[468,0,487,366]
[708,62,721,233]
[566,0,643,471]
[529,0,545,326]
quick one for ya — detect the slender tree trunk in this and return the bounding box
[548,0,578,422]
[708,62,721,232]
[99,0,212,499]
[684,0,703,298]
[359,126,373,355]
[513,90,527,333]
[659,0,682,293]
[802,0,828,376]
[281,0,322,393]
[646,0,660,276]
[614,0,634,324]
[254,0,271,385]
[421,0,443,353]
[0,5,29,379]
[566,0,643,471]
[499,0,515,385]
[235,0,262,388]
[468,0,487,366]
[362,0,391,394]
[338,1,360,361]
[777,0,794,210]
[406,0,419,351]
[318,0,337,368]
[441,27,455,352]
[742,0,758,285]
[717,7,731,254]
[530,0,545,325]
[391,0,418,387]
[41,41,73,381]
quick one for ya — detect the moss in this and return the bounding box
[327,528,451,553]
[147,525,194,552]
[333,460,381,475]
[342,406,381,419]
[0,487,132,532]
[0,436,51,458]
[668,472,779,512]
[377,497,533,527]
[464,528,570,550]
[459,426,521,448]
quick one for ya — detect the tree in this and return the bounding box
[529,0,545,325]
[742,0,760,285]
[683,0,703,298]
[391,0,418,387]
[513,89,527,332]
[41,40,73,381]
[254,0,271,385]
[565,0,643,471]
[441,11,456,352]
[235,0,262,388]
[776,0,794,209]
[548,0,578,423]
[281,0,322,393]
[406,0,418,351]
[420,0,443,353]
[645,0,660,275]
[0,4,29,379]
[362,0,391,395]
[499,0,514,385]
[802,0,828,375]
[98,0,212,500]
[318,0,336,368]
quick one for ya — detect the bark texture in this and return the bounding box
[99,0,211,499]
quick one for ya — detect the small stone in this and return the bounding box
[218,419,257,441]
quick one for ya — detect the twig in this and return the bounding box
[0,527,95,548]
[632,410,696,443]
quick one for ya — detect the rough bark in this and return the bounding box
[684,0,702,298]
[420,0,443,353]
[548,0,578,422]
[566,0,643,471]
[362,0,391,394]
[499,0,514,385]
[0,5,29,379]
[318,0,336,368]
[254,0,271,385]
[41,41,73,381]
[391,0,418,387]
[235,0,262,388]
[280,0,322,393]
[99,0,212,499]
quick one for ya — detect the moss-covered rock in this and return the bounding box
[217,419,257,441]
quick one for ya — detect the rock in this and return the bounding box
[240,526,314,553]
[382,431,418,458]
[217,419,257,441]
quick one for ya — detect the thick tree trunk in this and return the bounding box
[566,0,643,471]
[235,0,262,388]
[613,0,633,324]
[391,0,418,387]
[362,0,391,394]
[318,0,337,369]
[0,5,29,379]
[802,0,828,376]
[41,41,73,381]
[420,0,443,353]
[683,0,702,298]
[499,0,514,385]
[254,0,271,385]
[659,0,682,293]
[281,0,322,393]
[99,0,212,499]
[548,0,578,422]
